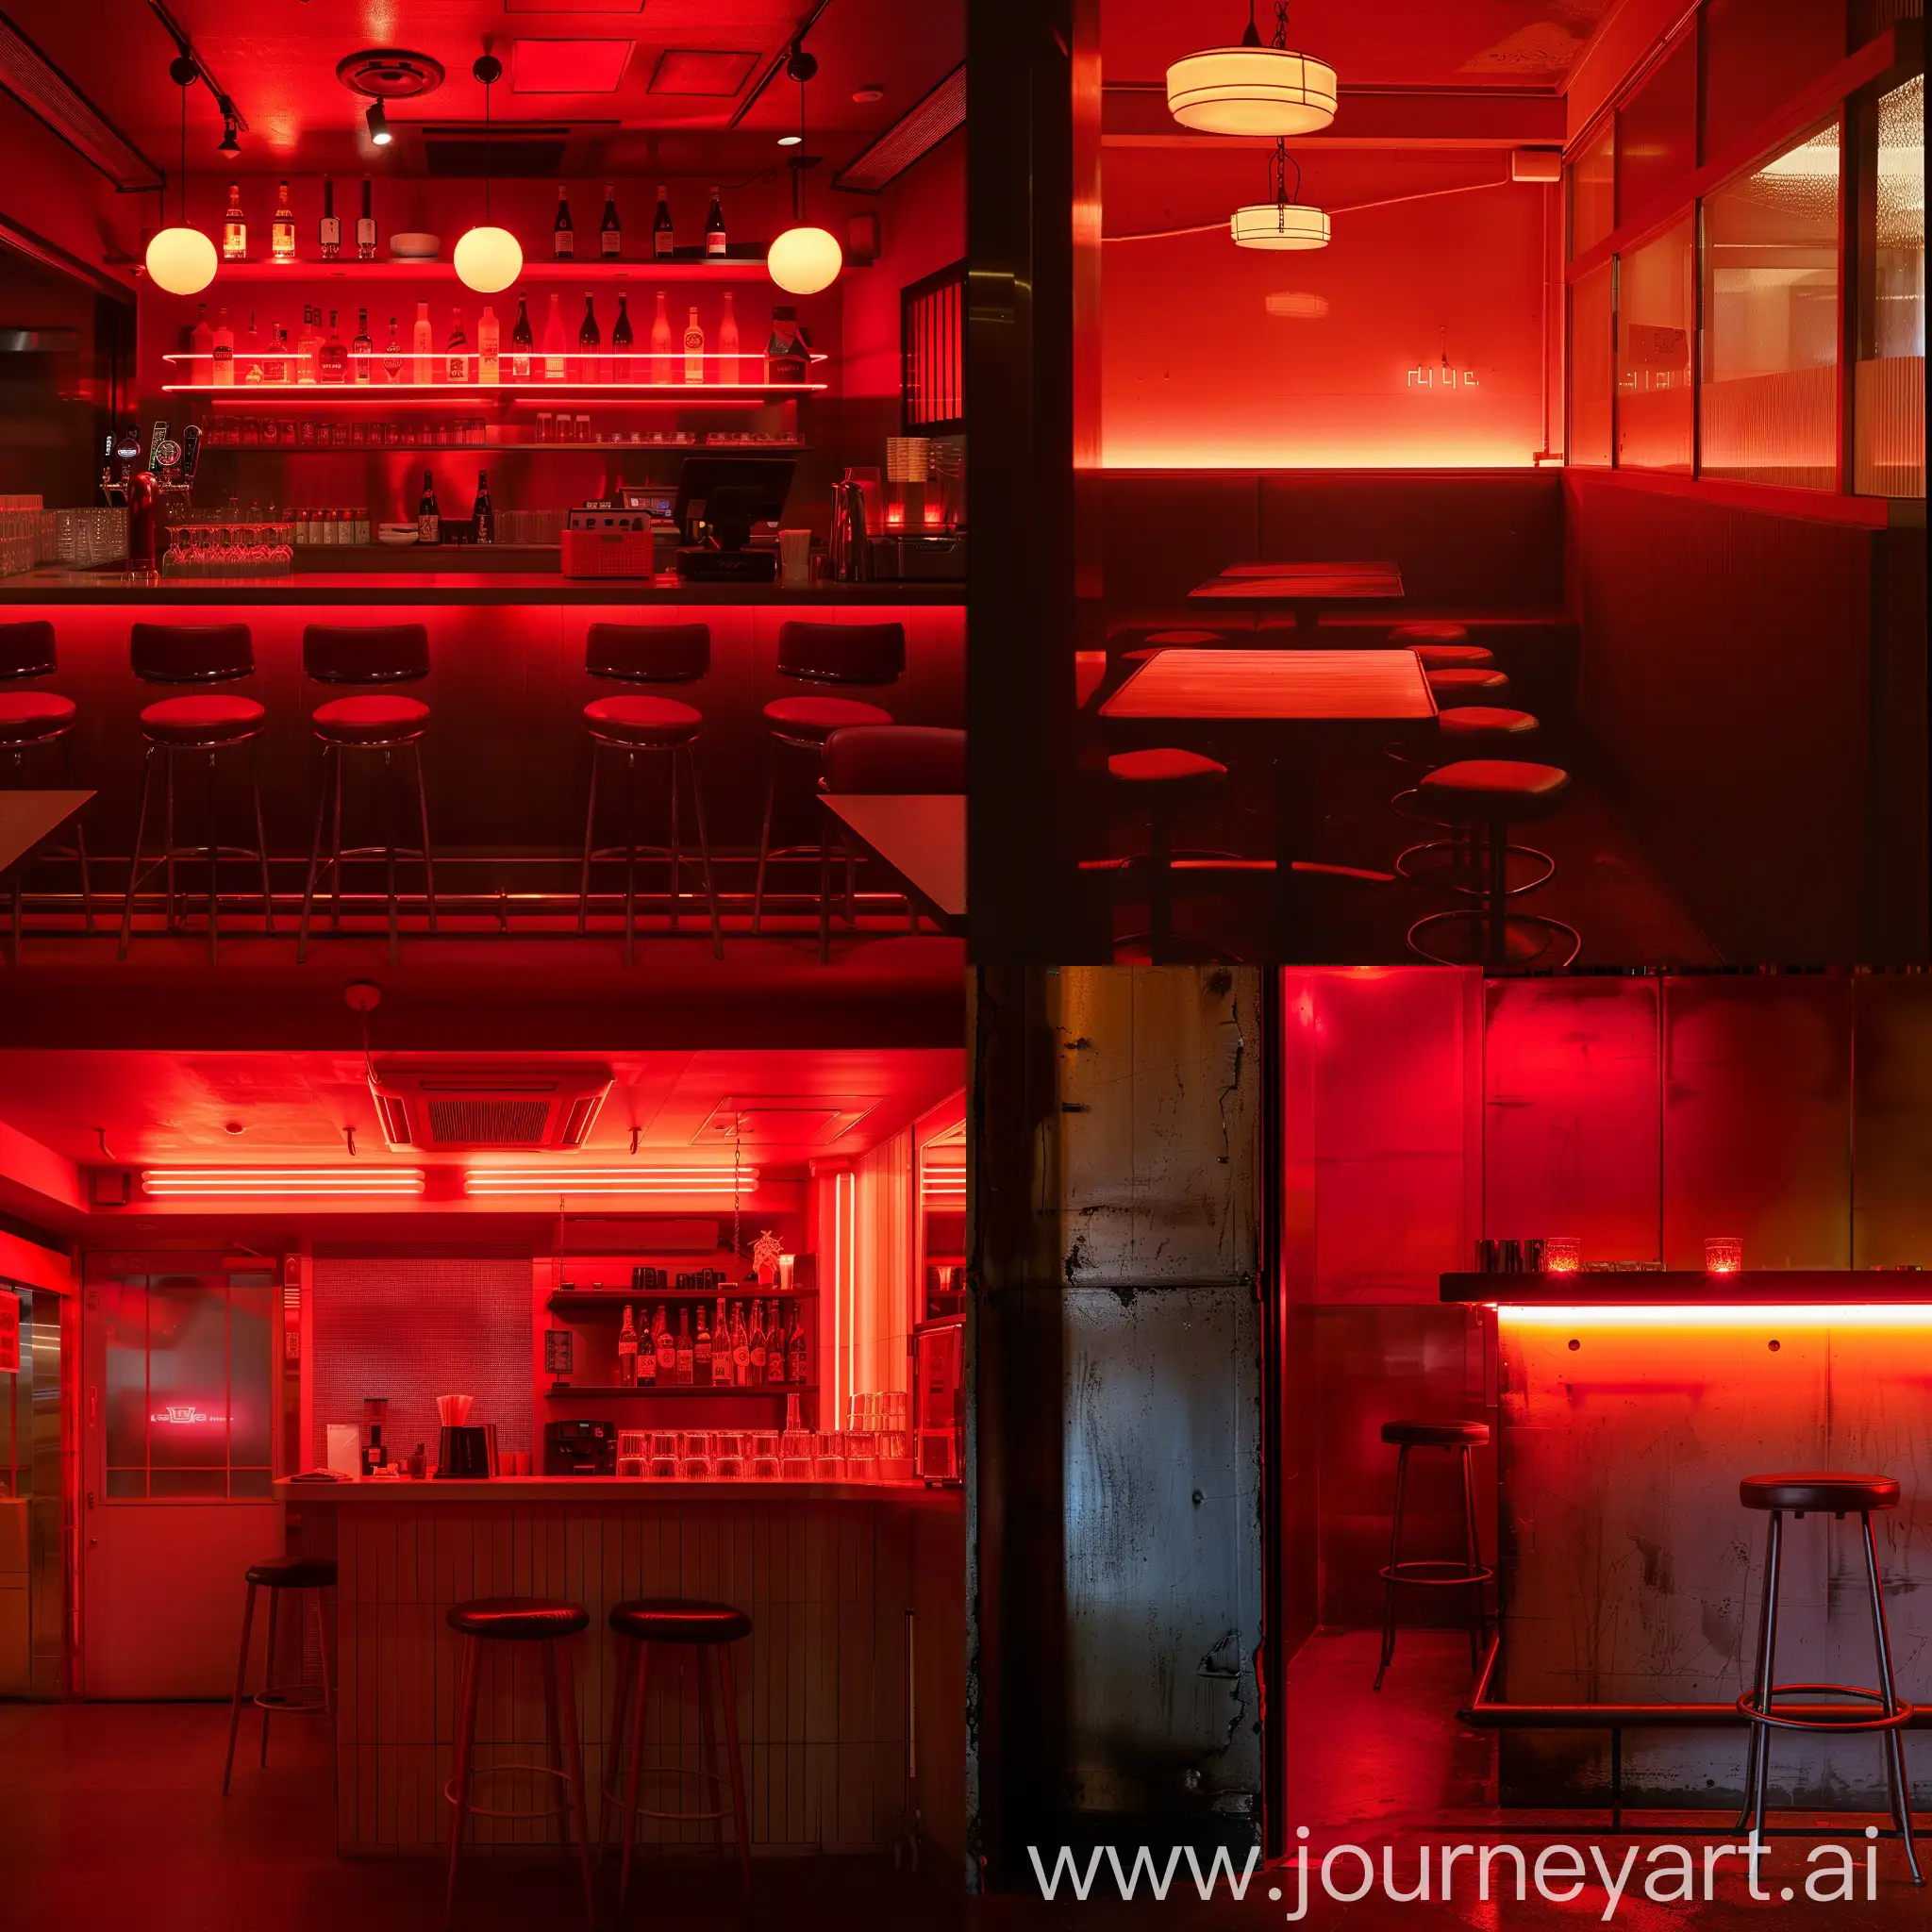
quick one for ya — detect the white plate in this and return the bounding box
[389,233,441,259]
[377,526,419,546]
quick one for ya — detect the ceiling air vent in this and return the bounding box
[421,125,576,177]
[369,1062,612,1150]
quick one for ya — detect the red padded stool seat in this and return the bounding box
[584,694,703,747]
[1410,642,1495,670]
[1108,748,1226,785]
[1740,1473,1900,1514]
[1438,707,1537,742]
[1419,760,1570,819]
[609,1597,753,1644]
[1425,667,1509,703]
[245,1557,339,1591]
[139,693,265,744]
[446,1597,591,1641]
[0,691,76,741]
[1382,1420,1490,1448]
[1390,622,1469,645]
[761,693,894,743]
[311,694,429,743]
[1392,709,1552,900]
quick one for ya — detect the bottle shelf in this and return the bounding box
[195,441,808,455]
[183,252,777,283]
[160,381,824,401]
[546,1383,818,1398]
[549,1290,816,1312]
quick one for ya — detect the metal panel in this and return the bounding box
[1851,975,1932,1264]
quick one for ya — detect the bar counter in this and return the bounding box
[282,1476,964,1857]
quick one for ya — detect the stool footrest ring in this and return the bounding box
[443,1759,579,1822]
[1738,1684,1915,1734]
[1378,1560,1495,1588]
[251,1685,328,1715]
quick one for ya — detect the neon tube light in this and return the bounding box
[463,1166,758,1196]
[1500,1304,1932,1329]
[141,1167,426,1197]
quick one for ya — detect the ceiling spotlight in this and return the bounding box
[366,99,391,145]
[852,83,885,104]
[776,131,802,147]
[218,107,240,155]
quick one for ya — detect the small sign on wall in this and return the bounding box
[543,1328,574,1378]
[0,1292,19,1374]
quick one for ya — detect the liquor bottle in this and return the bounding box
[242,312,263,383]
[682,306,705,384]
[189,303,213,373]
[600,185,621,259]
[477,303,500,385]
[618,1305,639,1388]
[445,308,469,384]
[297,306,322,384]
[694,1306,712,1387]
[211,308,235,386]
[653,184,674,259]
[718,291,741,384]
[747,1302,766,1383]
[262,325,288,385]
[509,295,533,381]
[222,183,247,262]
[731,1303,751,1384]
[541,292,567,381]
[553,184,575,260]
[319,309,348,384]
[637,1313,658,1387]
[319,176,341,259]
[788,1307,808,1385]
[416,469,440,545]
[649,291,674,383]
[575,294,600,383]
[472,470,493,543]
[610,291,634,386]
[711,1297,732,1389]
[705,186,726,258]
[356,177,377,259]
[766,1304,788,1385]
[382,317,404,383]
[675,1307,693,1387]
[351,308,373,383]
[411,301,433,385]
[653,1306,675,1383]
[271,181,296,262]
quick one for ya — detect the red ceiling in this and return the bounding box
[1101,0,1622,92]
[8,0,962,175]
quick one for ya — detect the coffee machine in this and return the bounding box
[544,1419,616,1475]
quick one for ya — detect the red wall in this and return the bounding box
[1102,149,1554,468]
[841,129,966,403]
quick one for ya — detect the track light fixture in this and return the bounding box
[217,104,240,155]
[366,98,391,146]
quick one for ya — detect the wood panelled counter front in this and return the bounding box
[279,1480,964,1860]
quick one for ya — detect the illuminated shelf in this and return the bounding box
[1441,1271,1932,1306]
[175,252,776,283]
[197,441,807,455]
[549,1290,815,1312]
[161,380,824,400]
[546,1383,819,1398]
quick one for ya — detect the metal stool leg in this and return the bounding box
[553,1639,596,1927]
[717,1640,753,1900]
[412,741,436,934]
[599,1631,637,1857]
[684,748,724,961]
[258,1582,282,1766]
[668,746,682,934]
[1148,799,1175,964]
[623,750,640,968]
[298,744,334,962]
[819,817,835,965]
[328,743,345,934]
[162,750,177,931]
[577,744,600,936]
[222,1578,259,1794]
[443,1633,482,1931]
[753,761,777,934]
[383,748,399,966]
[1374,1443,1411,1690]
[250,741,274,937]
[204,748,221,966]
[118,745,158,960]
[1738,1508,1785,1840]
[1861,1508,1924,1884]
[58,736,93,931]
[617,1637,654,1912]
[697,1645,727,1860]
[1459,1442,1487,1669]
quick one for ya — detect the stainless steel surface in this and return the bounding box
[829,476,874,583]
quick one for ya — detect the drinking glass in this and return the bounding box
[1705,1237,1743,1275]
[750,1432,781,1481]
[1541,1237,1582,1275]
[812,1430,844,1481]
[645,1429,679,1481]
[711,1429,745,1480]
[843,1430,877,1482]
[678,1429,712,1481]
[780,1427,812,1482]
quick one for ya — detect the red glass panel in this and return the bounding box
[1617,214,1695,472]
[1570,261,1615,465]
[1616,35,1697,227]
[1570,116,1615,258]
[1704,0,1849,164]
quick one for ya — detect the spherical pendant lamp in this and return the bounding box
[455,54,523,296]
[146,57,218,296]
[769,42,842,296]
[1167,3,1337,137]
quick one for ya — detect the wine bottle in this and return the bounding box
[271,181,296,262]
[575,294,600,384]
[718,291,741,384]
[767,1303,788,1385]
[445,308,469,384]
[262,324,287,385]
[649,291,674,383]
[637,1312,658,1386]
[705,186,726,258]
[731,1303,750,1384]
[600,185,621,259]
[477,303,500,385]
[509,294,533,381]
[553,184,575,260]
[618,1305,639,1388]
[542,292,567,381]
[682,305,705,385]
[242,312,263,384]
[382,317,404,383]
[610,290,634,386]
[694,1306,712,1387]
[675,1307,693,1387]
[654,1307,675,1383]
[747,1302,766,1382]
[222,183,247,262]
[351,308,373,384]
[319,176,341,259]
[472,470,493,544]
[653,184,674,259]
[188,303,213,370]
[411,301,433,385]
[711,1297,732,1388]
[356,177,377,259]
[787,1308,808,1385]
[416,469,440,545]
[298,306,322,384]
[319,309,348,384]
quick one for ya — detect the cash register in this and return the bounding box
[673,457,795,584]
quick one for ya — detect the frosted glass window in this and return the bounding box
[1617,216,1695,472]
[1570,262,1615,465]
[1702,122,1840,489]
[1571,117,1615,258]
[1856,75,1924,496]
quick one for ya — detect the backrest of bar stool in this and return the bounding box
[586,621,710,685]
[0,620,56,682]
[302,623,430,686]
[821,724,964,794]
[130,622,255,685]
[775,620,905,688]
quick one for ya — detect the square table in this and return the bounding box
[1189,560,1406,640]
[817,793,965,960]
[0,790,93,965]
[1099,649,1435,949]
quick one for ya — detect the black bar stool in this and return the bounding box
[0,619,92,946]
[1103,747,1232,964]
[1406,762,1579,971]
[576,622,722,963]
[221,1557,336,1793]
[297,623,435,965]
[601,1597,753,1913]
[1374,1420,1492,1690]
[118,622,272,963]
[754,621,904,932]
[1735,1473,1922,1884]
[1394,708,1555,896]
[444,1596,595,1930]
[817,724,966,960]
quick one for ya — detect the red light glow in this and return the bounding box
[1501,1305,1932,1329]
[141,1167,426,1198]
[462,1165,758,1197]
[148,1404,227,1425]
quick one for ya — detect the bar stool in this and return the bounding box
[221,1557,336,1794]
[1105,747,1231,964]
[817,724,966,960]
[577,622,723,964]
[1410,643,1495,672]
[1735,1473,1922,1883]
[444,1596,595,1930]
[0,619,92,942]
[754,621,904,932]
[1374,1420,1492,1690]
[601,1597,753,1913]
[1117,627,1230,664]
[1407,761,1579,970]
[297,623,435,965]
[1390,621,1471,648]
[1426,666,1510,707]
[1395,708,1555,896]
[118,622,272,963]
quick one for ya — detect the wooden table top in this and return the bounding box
[820,792,966,923]
[0,791,92,874]
[1191,561,1405,601]
[1099,648,1437,722]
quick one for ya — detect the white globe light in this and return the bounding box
[454,225,523,294]
[1166,47,1338,136]
[144,225,218,296]
[768,225,842,296]
[1231,202,1331,250]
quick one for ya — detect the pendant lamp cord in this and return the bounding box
[177,73,187,225]
[1274,2,1291,51]
[482,64,491,220]
[1271,139,1301,208]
